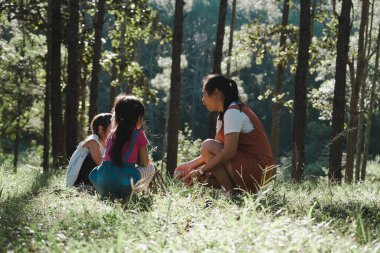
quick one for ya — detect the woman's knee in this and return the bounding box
[200,139,223,156]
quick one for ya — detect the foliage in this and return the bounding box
[177,125,202,165]
[0,18,45,142]
[0,0,47,33]
[105,0,172,101]
[233,3,338,116]
[151,54,188,102]
[1,163,380,251]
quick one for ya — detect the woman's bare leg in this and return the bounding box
[200,139,235,191]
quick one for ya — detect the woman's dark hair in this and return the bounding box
[203,74,242,121]
[90,113,112,135]
[109,94,145,166]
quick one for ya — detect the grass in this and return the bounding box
[0,161,380,252]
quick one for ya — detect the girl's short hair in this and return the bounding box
[91,113,112,135]
[110,94,145,166]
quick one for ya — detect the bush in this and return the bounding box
[177,125,202,164]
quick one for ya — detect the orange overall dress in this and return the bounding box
[216,104,275,193]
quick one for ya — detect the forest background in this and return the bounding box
[0,0,379,183]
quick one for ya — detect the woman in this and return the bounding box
[175,74,275,194]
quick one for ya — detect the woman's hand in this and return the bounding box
[174,163,193,179]
[182,168,201,186]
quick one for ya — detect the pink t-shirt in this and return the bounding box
[104,129,149,164]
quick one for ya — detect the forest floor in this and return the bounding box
[1,161,380,252]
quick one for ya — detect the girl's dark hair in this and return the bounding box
[203,74,242,121]
[109,94,145,166]
[91,113,112,135]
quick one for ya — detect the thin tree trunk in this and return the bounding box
[49,0,64,167]
[361,24,380,181]
[355,0,375,182]
[110,58,117,108]
[209,0,228,138]
[166,0,184,176]
[13,93,22,171]
[78,70,87,139]
[271,0,290,165]
[78,53,88,140]
[291,0,311,182]
[77,10,87,141]
[213,0,228,74]
[14,34,26,171]
[43,49,50,172]
[226,0,236,77]
[66,0,80,157]
[328,0,352,182]
[43,7,51,172]
[13,116,20,171]
[89,0,106,122]
[118,23,131,93]
[345,0,369,183]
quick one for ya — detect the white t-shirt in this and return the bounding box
[216,103,255,134]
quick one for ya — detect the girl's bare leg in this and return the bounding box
[200,139,235,191]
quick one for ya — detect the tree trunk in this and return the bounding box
[77,14,87,141]
[271,0,290,165]
[209,0,228,138]
[13,117,20,172]
[66,0,80,157]
[166,0,184,176]
[291,0,311,182]
[355,0,375,182]
[328,0,352,182]
[110,57,117,108]
[345,0,369,183]
[118,23,131,93]
[89,0,106,122]
[78,67,87,140]
[226,0,236,77]
[43,55,50,172]
[43,6,51,172]
[49,0,64,167]
[361,24,380,181]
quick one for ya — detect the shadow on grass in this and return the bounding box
[0,170,57,249]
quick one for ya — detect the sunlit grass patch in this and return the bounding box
[1,163,380,252]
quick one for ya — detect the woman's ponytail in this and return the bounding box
[203,74,242,121]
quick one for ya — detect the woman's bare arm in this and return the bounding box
[184,133,239,180]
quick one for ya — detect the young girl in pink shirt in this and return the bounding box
[90,94,155,197]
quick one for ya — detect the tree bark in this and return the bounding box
[166,0,184,176]
[43,35,50,172]
[13,119,20,171]
[345,0,369,183]
[271,0,290,165]
[328,0,352,182]
[78,26,91,140]
[209,0,228,138]
[291,0,311,182]
[361,24,380,181]
[49,0,64,167]
[226,0,236,77]
[110,57,117,108]
[355,0,375,182]
[66,0,80,157]
[89,0,106,122]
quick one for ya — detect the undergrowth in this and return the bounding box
[0,161,380,252]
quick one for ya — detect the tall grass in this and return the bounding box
[0,161,380,252]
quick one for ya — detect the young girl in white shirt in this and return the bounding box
[66,113,112,187]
